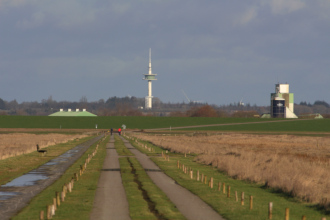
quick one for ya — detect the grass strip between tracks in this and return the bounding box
[119,157,185,220]
[114,135,134,156]
[115,135,185,220]
[12,135,108,220]
[0,135,96,186]
[126,135,330,220]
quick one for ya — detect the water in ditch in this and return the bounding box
[0,144,86,201]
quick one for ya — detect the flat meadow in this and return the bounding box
[1,115,330,213]
[0,115,330,132]
[132,132,330,210]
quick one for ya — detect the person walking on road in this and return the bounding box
[118,128,121,135]
[110,128,113,135]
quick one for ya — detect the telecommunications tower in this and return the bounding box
[143,48,157,109]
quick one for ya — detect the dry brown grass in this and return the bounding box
[133,132,330,209]
[0,133,88,160]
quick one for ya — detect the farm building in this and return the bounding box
[270,83,298,118]
[49,109,97,117]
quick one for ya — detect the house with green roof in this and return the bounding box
[49,109,97,117]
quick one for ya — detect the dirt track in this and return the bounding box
[91,134,224,220]
[90,135,130,220]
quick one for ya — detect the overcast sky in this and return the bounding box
[0,0,329,106]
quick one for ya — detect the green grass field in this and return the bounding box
[183,118,330,132]
[0,115,329,133]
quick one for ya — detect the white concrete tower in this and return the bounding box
[143,48,157,109]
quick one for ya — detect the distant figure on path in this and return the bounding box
[111,128,113,135]
[118,128,121,135]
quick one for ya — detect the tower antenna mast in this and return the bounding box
[143,48,157,109]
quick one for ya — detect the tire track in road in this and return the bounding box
[90,135,130,220]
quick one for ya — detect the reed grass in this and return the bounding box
[0,133,88,160]
[131,132,330,210]
[126,134,330,219]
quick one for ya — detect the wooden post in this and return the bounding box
[227,186,230,198]
[177,160,179,169]
[269,202,273,219]
[167,155,170,161]
[222,183,226,194]
[241,192,244,205]
[197,170,199,181]
[210,177,213,188]
[190,170,193,179]
[185,152,186,157]
[56,192,60,206]
[67,182,72,193]
[321,218,326,220]
[51,204,55,216]
[218,182,221,191]
[235,191,238,202]
[301,216,306,220]
[74,173,78,181]
[285,208,289,220]
[47,205,52,219]
[182,164,185,172]
[53,198,57,211]
[61,191,65,202]
[40,210,44,220]
[204,175,207,184]
[250,196,253,210]
[184,166,187,174]
[201,173,204,182]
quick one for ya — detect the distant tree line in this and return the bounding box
[299,100,330,108]
[0,96,329,118]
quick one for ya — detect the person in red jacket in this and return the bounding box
[118,128,121,135]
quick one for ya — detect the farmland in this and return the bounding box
[0,115,330,133]
[131,132,330,210]
[0,115,329,218]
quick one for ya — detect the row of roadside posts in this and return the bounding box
[39,135,107,220]
[128,135,328,220]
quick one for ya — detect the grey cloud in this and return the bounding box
[0,0,329,105]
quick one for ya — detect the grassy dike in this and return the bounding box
[0,135,96,186]
[12,135,108,220]
[115,135,185,220]
[126,135,329,220]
